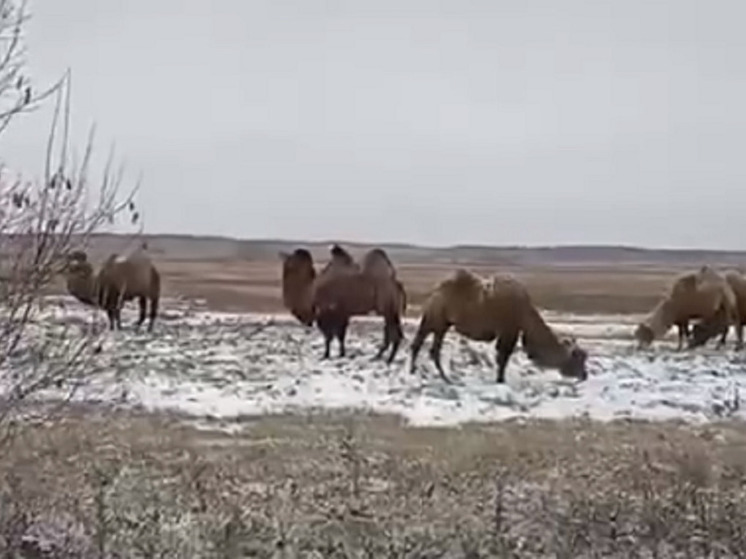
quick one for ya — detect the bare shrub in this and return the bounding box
[0,0,139,445]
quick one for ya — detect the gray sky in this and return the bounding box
[0,0,744,249]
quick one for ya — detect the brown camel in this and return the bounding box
[689,270,746,349]
[64,247,161,332]
[279,244,407,362]
[409,269,588,384]
[633,266,739,350]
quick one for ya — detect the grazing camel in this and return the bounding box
[280,245,407,362]
[409,269,588,384]
[64,247,161,332]
[689,270,746,350]
[633,266,738,350]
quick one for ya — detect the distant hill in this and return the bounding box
[60,233,746,269]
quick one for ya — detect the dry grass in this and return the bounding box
[46,257,679,316]
[3,407,746,557]
[48,233,743,315]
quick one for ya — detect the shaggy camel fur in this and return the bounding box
[64,248,161,331]
[689,270,746,349]
[409,269,588,384]
[279,245,406,362]
[633,266,739,350]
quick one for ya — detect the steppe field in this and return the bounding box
[7,234,746,557]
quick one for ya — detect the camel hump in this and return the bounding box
[725,269,746,287]
[322,243,359,275]
[694,266,729,290]
[100,249,156,287]
[697,265,721,282]
[294,248,313,260]
[487,273,528,298]
[283,248,314,268]
[435,268,512,312]
[669,267,722,298]
[671,272,698,292]
[670,266,736,315]
[123,248,153,268]
[362,247,396,279]
[446,269,485,298]
[329,243,355,266]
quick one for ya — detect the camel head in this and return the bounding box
[558,338,588,381]
[279,248,316,326]
[62,249,97,306]
[62,250,92,276]
[633,323,654,349]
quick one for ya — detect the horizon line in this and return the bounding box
[72,232,746,255]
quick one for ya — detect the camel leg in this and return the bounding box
[714,307,729,349]
[322,330,333,360]
[495,331,519,384]
[136,296,147,330]
[676,321,689,351]
[409,318,431,374]
[386,315,404,365]
[716,324,729,350]
[372,320,391,361]
[115,307,123,330]
[148,295,159,333]
[335,317,349,358]
[316,312,335,359]
[106,307,117,331]
[319,325,334,359]
[737,321,745,350]
[429,329,450,384]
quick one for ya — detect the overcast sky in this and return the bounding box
[0,0,743,249]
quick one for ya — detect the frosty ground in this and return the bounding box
[6,296,746,556]
[8,295,746,428]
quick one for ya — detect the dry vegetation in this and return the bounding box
[3,408,746,557]
[24,239,746,557]
[42,254,699,316]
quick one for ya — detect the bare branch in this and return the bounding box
[0,1,144,446]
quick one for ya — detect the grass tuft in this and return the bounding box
[1,409,746,557]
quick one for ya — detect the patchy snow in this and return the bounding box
[1,296,745,428]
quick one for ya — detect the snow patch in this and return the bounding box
[0,296,744,428]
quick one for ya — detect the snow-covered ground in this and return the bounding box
[3,296,746,427]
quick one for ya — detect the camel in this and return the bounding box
[633,266,739,350]
[689,270,746,349]
[279,244,407,362]
[63,246,161,332]
[409,269,588,384]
